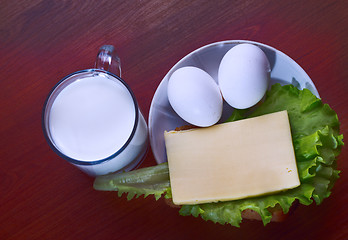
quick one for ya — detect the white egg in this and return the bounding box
[167,66,223,127]
[218,43,271,109]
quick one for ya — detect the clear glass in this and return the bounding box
[43,46,148,176]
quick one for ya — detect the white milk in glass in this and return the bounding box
[48,74,148,176]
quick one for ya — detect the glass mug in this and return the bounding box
[43,45,148,176]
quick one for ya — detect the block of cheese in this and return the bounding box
[164,110,300,205]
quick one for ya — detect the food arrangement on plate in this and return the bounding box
[93,40,343,227]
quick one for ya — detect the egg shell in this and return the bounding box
[218,43,270,109]
[167,66,223,127]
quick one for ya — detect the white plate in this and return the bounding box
[148,40,319,164]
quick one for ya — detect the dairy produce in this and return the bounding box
[164,111,300,205]
[49,75,136,161]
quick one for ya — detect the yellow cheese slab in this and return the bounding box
[164,110,300,205]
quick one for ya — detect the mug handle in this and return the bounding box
[95,45,122,77]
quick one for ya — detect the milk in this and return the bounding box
[48,73,148,176]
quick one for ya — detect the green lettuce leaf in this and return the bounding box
[247,84,340,138]
[93,162,170,200]
[93,83,343,227]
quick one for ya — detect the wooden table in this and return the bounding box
[1,0,347,239]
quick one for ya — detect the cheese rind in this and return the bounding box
[164,110,300,205]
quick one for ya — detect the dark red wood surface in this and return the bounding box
[1,1,347,239]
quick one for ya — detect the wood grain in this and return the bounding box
[1,0,347,239]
